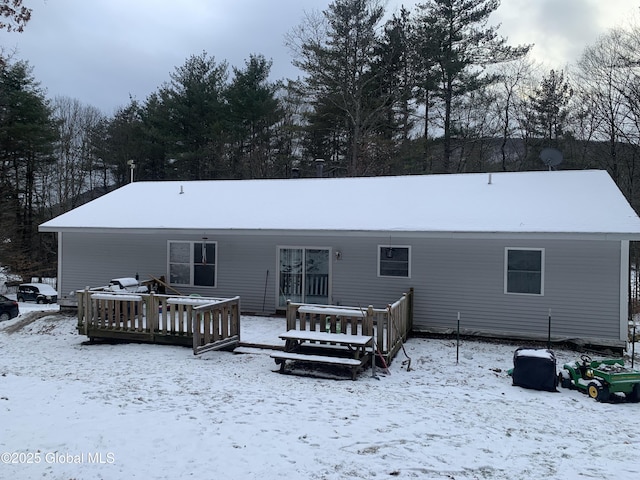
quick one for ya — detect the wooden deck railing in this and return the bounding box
[384,290,413,362]
[191,296,241,355]
[76,288,240,354]
[285,289,413,364]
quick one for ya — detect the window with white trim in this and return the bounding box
[505,248,544,295]
[378,246,411,278]
[168,240,217,287]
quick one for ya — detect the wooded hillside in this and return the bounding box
[3,0,640,277]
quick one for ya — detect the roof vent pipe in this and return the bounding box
[488,173,492,185]
[180,185,184,194]
[315,158,325,178]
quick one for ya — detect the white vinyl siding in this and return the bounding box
[57,233,624,345]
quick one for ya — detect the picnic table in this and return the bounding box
[271,329,373,380]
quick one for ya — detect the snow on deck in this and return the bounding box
[166,297,224,306]
[297,305,366,317]
[90,293,143,302]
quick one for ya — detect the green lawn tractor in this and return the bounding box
[558,355,640,403]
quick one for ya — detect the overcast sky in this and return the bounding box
[1,0,638,115]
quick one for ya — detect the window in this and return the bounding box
[168,240,217,287]
[378,246,410,278]
[505,248,544,295]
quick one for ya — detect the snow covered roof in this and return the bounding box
[38,170,640,238]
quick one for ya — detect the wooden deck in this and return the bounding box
[76,289,241,354]
[75,287,414,379]
[284,289,413,365]
[268,292,413,379]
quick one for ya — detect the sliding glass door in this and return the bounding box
[278,247,330,308]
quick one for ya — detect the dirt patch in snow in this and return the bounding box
[1,311,67,334]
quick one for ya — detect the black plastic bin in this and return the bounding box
[512,348,558,392]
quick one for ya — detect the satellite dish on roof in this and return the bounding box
[539,147,563,170]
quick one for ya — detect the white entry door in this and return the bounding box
[278,247,330,308]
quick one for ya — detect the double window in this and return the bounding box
[505,248,544,295]
[168,241,217,287]
[378,246,411,278]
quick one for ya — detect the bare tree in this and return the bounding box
[573,25,640,202]
[491,56,539,171]
[0,0,31,32]
[39,97,105,215]
[574,29,636,178]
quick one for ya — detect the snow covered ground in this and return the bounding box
[1,302,639,480]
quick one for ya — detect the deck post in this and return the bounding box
[366,305,374,337]
[77,289,84,331]
[83,286,91,336]
[148,292,156,341]
[192,310,201,355]
[286,300,294,331]
[77,288,85,331]
[408,288,414,333]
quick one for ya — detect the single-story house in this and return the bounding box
[39,169,640,349]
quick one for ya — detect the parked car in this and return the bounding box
[17,283,58,304]
[0,294,19,321]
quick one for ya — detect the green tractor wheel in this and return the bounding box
[587,382,610,402]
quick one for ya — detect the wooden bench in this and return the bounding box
[271,330,373,380]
